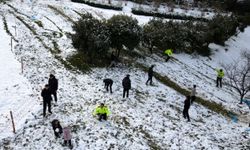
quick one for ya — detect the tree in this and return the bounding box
[223,51,250,104]
[72,13,110,64]
[107,15,141,57]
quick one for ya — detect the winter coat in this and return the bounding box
[103,79,113,85]
[164,49,173,56]
[216,69,224,78]
[48,77,58,91]
[93,106,110,115]
[41,88,52,101]
[184,97,191,110]
[122,77,131,90]
[63,127,72,141]
[51,119,62,134]
[191,88,196,96]
[148,67,154,77]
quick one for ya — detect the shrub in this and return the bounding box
[132,9,209,22]
[71,0,122,11]
[72,13,111,65]
[107,15,142,57]
[206,14,238,45]
[142,19,211,56]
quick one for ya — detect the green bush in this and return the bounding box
[107,15,142,57]
[67,52,91,72]
[71,0,122,10]
[142,19,211,56]
[72,13,111,65]
[207,15,238,45]
[132,9,209,22]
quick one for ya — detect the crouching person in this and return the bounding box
[51,119,62,138]
[63,125,73,148]
[93,103,110,121]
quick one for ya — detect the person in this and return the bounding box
[51,119,63,138]
[164,49,173,62]
[183,95,191,122]
[41,84,52,117]
[93,103,110,121]
[146,65,154,85]
[48,74,58,103]
[63,125,72,148]
[190,85,196,103]
[216,69,224,88]
[108,52,117,68]
[103,78,113,93]
[122,74,131,98]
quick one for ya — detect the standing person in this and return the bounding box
[164,49,173,62]
[190,85,196,103]
[122,74,131,98]
[103,78,113,93]
[183,95,191,122]
[146,65,155,85]
[48,74,58,103]
[216,69,224,88]
[109,51,117,68]
[93,103,110,121]
[41,84,52,117]
[63,125,73,148]
[51,119,63,138]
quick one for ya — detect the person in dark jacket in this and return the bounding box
[109,51,117,68]
[41,84,52,117]
[51,119,63,138]
[183,95,191,122]
[103,78,113,93]
[122,74,131,98]
[48,74,58,102]
[146,65,155,85]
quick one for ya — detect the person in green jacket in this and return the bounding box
[93,103,110,121]
[216,69,224,88]
[164,49,173,62]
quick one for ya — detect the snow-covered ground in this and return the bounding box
[0,0,249,149]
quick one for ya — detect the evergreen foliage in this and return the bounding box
[71,0,122,10]
[107,15,142,57]
[72,13,110,64]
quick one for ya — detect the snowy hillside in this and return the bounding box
[0,0,249,149]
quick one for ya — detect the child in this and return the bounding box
[63,125,72,148]
[51,119,62,138]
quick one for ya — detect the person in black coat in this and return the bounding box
[41,84,52,117]
[48,74,58,103]
[146,65,155,85]
[51,119,63,138]
[122,74,131,98]
[103,78,113,93]
[183,95,191,122]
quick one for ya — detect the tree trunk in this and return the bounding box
[240,95,244,104]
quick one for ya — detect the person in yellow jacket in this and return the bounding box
[164,49,173,62]
[93,103,110,121]
[216,69,224,88]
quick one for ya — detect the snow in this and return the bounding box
[0,0,249,149]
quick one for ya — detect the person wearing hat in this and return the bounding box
[122,74,131,98]
[48,74,58,103]
[146,65,155,85]
[41,84,52,117]
[93,103,110,121]
[216,69,224,88]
